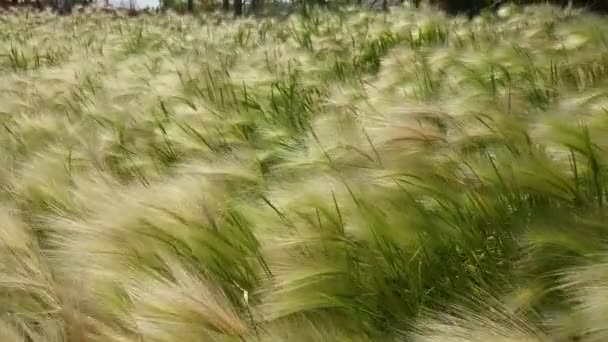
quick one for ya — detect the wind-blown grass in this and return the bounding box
[1,3,608,341]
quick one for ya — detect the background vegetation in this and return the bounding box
[1,2,608,341]
[1,0,608,19]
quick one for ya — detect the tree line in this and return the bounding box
[0,0,606,18]
[220,0,607,18]
[201,0,608,17]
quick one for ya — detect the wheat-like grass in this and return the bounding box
[1,3,608,341]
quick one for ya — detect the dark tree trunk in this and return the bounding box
[250,0,263,14]
[382,0,387,11]
[233,0,241,16]
[187,0,193,12]
[222,0,229,11]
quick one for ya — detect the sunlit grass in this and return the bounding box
[1,3,608,341]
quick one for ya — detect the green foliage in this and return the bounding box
[0,3,608,341]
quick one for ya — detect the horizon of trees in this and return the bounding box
[0,0,607,25]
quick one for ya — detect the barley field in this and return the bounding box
[1,4,608,341]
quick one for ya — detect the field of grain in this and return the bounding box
[1,4,608,341]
